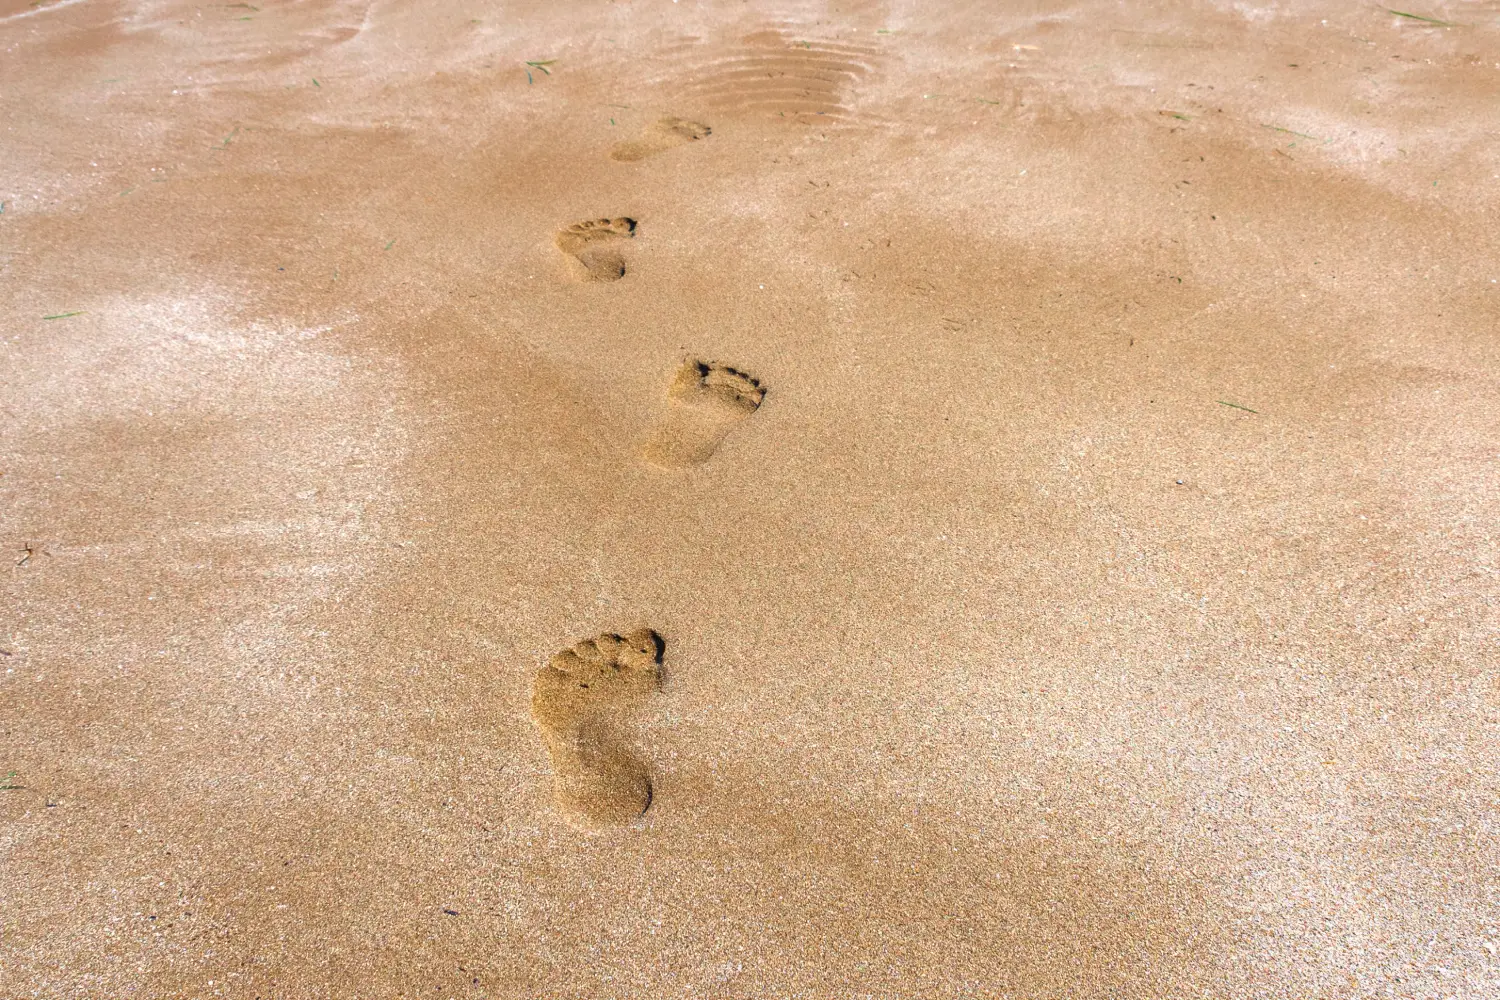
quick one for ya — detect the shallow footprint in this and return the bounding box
[642,360,765,469]
[610,116,712,163]
[555,217,637,282]
[531,629,664,827]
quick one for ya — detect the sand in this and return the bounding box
[2,0,1498,996]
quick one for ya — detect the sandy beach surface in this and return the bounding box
[3,1,1498,996]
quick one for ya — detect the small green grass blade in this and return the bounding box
[1262,124,1320,141]
[1387,9,1456,26]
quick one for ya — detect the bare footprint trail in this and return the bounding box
[555,217,636,281]
[643,360,765,468]
[531,629,664,827]
[610,116,712,163]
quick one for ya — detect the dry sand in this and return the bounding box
[2,0,1499,996]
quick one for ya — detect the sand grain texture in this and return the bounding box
[2,0,1498,997]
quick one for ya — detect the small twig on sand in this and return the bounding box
[1218,400,1259,414]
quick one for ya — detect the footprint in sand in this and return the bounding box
[642,360,765,469]
[531,629,664,827]
[555,217,637,282]
[610,116,712,163]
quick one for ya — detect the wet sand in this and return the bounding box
[2,1,1498,996]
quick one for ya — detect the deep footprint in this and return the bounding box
[642,360,765,468]
[555,217,637,282]
[531,629,664,826]
[610,116,712,163]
